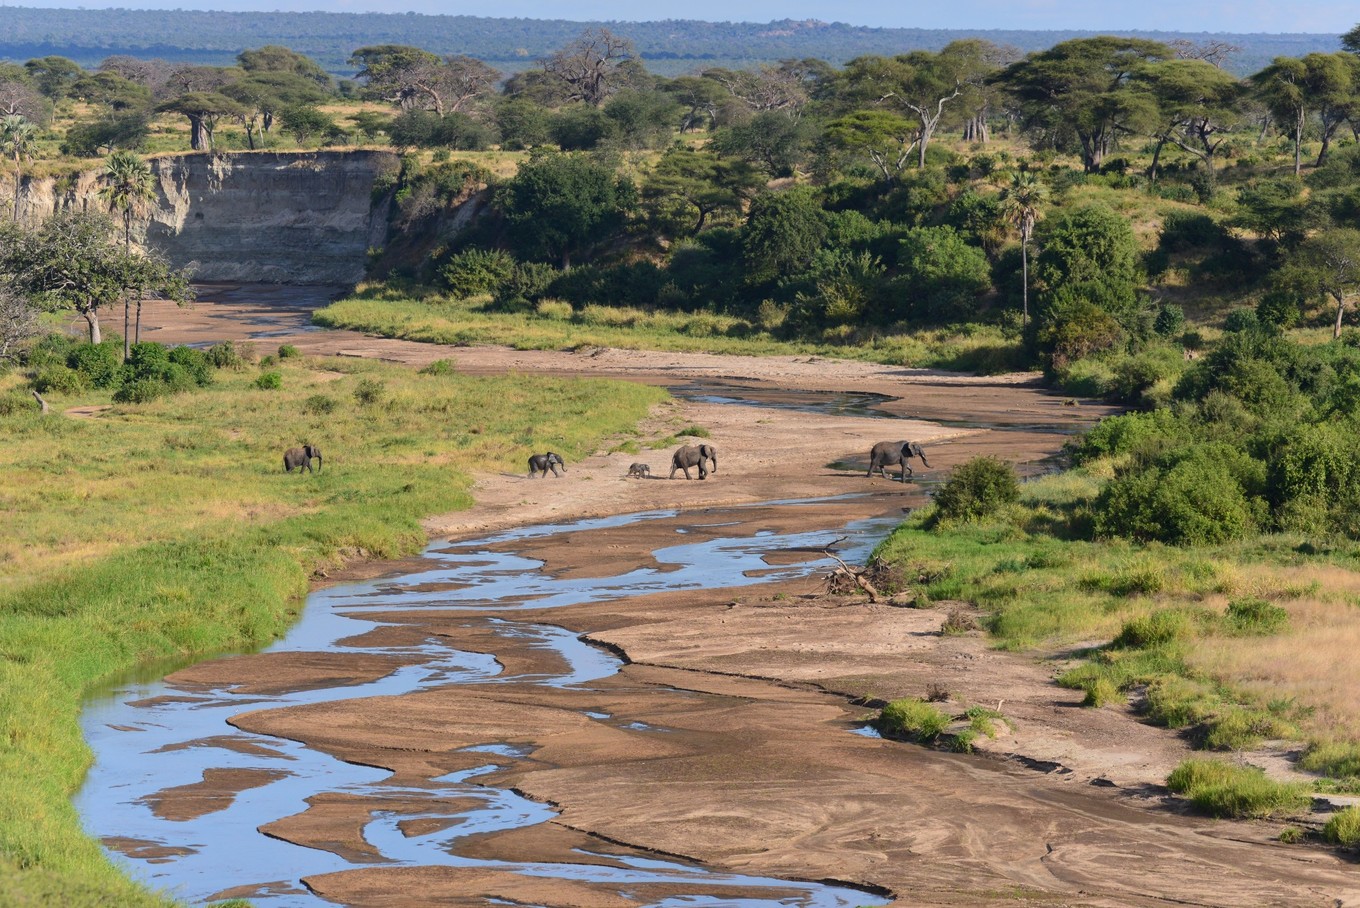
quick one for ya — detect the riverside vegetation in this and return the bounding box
[10,19,1360,904]
[0,343,662,906]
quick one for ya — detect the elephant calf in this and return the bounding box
[866,440,928,482]
[627,463,651,478]
[284,443,322,474]
[670,443,717,480]
[528,452,566,478]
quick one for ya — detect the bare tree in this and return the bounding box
[0,80,45,121]
[0,283,39,363]
[1170,39,1241,70]
[540,28,637,106]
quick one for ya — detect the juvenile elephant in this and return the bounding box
[528,452,566,478]
[866,440,929,482]
[627,463,651,478]
[283,444,322,474]
[670,443,717,480]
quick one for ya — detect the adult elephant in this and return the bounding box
[283,444,322,474]
[670,443,717,480]
[866,440,928,482]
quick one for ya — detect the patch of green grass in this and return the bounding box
[312,292,1024,369]
[0,357,665,904]
[676,425,710,438]
[875,698,950,743]
[1323,806,1360,845]
[1300,741,1360,779]
[1166,759,1310,819]
[1279,825,1304,844]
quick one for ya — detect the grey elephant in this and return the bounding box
[670,443,717,480]
[528,452,566,478]
[283,444,322,474]
[627,463,651,478]
[866,440,929,482]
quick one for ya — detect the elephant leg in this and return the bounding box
[698,465,707,480]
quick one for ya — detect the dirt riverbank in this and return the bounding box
[114,286,1360,907]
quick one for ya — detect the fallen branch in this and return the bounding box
[821,538,879,602]
[32,390,48,414]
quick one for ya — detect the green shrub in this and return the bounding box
[1224,307,1260,333]
[932,456,1019,522]
[205,341,246,369]
[31,364,87,395]
[1144,676,1216,728]
[112,378,172,404]
[1153,303,1186,337]
[440,248,517,298]
[875,698,950,742]
[354,377,385,405]
[277,344,300,359]
[168,345,213,386]
[1279,825,1304,844]
[259,354,277,368]
[303,394,336,415]
[0,391,37,415]
[254,371,283,390]
[535,299,573,320]
[1082,676,1121,707]
[25,332,76,370]
[1201,708,1292,751]
[1094,444,1259,545]
[676,425,710,438]
[1166,759,1309,818]
[1113,608,1204,650]
[1324,807,1360,846]
[1224,598,1289,636]
[418,359,456,376]
[66,341,123,389]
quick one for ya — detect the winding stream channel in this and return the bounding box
[76,385,915,907]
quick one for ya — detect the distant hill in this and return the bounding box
[0,7,1341,77]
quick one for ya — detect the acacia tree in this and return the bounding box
[0,210,188,344]
[1000,36,1172,173]
[1295,228,1360,339]
[842,41,993,168]
[999,170,1048,329]
[824,109,919,182]
[641,146,759,236]
[1135,58,1243,184]
[99,151,158,355]
[0,115,37,222]
[1252,57,1309,176]
[351,45,499,117]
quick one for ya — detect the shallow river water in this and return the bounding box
[77,501,898,907]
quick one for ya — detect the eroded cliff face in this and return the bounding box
[20,150,399,285]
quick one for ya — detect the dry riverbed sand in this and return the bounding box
[116,287,1360,906]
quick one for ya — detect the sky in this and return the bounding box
[5,0,1356,34]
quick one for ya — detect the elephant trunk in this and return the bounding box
[916,450,930,468]
[314,452,322,473]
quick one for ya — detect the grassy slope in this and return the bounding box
[314,291,1026,373]
[0,355,664,904]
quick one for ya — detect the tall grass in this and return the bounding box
[0,356,664,904]
[312,292,1026,371]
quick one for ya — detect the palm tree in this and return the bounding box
[0,115,37,223]
[999,171,1048,330]
[99,151,157,356]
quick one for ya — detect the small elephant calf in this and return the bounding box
[627,462,651,478]
[528,452,566,478]
[284,443,322,474]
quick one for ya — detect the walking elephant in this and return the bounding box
[528,452,566,478]
[866,440,929,482]
[627,463,651,478]
[670,443,717,480]
[283,444,322,474]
